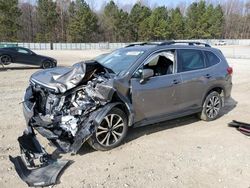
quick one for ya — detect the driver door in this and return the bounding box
[15,48,35,65]
[131,50,182,123]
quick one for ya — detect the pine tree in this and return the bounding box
[169,8,184,39]
[129,3,151,41]
[143,7,170,40]
[68,0,98,42]
[0,0,21,41]
[36,0,58,42]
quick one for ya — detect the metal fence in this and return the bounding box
[0,40,250,50]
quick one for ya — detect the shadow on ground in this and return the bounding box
[0,66,40,71]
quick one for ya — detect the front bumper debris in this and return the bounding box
[9,133,71,187]
[228,120,250,136]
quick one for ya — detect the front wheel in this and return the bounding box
[41,60,55,69]
[88,107,128,151]
[198,91,222,121]
[0,55,12,65]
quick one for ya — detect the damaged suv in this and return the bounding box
[11,41,233,186]
[22,41,233,153]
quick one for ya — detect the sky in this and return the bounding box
[20,0,225,11]
[88,0,192,11]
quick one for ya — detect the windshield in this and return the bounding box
[96,49,145,74]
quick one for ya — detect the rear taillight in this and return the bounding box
[227,67,233,75]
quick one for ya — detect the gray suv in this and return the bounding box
[20,41,232,155]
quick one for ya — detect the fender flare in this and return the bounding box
[201,84,225,106]
[93,102,123,127]
[93,100,134,128]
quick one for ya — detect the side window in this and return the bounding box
[204,51,220,67]
[133,50,175,78]
[178,49,205,72]
[17,48,30,54]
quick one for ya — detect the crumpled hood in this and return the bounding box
[30,61,103,93]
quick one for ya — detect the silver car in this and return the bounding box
[10,41,233,186]
[20,41,232,153]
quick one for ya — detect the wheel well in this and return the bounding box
[203,87,225,105]
[0,54,12,60]
[42,59,52,63]
[110,93,130,122]
[209,87,224,95]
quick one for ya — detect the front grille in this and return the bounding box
[32,86,49,115]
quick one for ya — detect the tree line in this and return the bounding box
[0,0,249,42]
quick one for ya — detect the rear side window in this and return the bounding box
[204,51,220,67]
[178,49,205,72]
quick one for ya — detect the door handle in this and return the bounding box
[172,79,180,85]
[205,74,211,79]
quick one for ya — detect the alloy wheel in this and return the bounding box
[96,114,125,147]
[206,96,221,119]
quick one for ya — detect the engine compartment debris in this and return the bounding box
[228,120,250,136]
[10,60,131,186]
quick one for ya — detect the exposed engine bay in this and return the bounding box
[24,61,117,153]
[10,61,131,187]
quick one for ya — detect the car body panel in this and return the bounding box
[131,74,182,123]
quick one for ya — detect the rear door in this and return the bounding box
[131,50,182,123]
[177,49,209,110]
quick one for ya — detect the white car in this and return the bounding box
[215,40,227,46]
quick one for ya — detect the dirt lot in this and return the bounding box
[0,49,250,188]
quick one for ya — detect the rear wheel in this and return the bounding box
[41,60,55,69]
[88,107,128,151]
[198,91,222,121]
[0,55,12,65]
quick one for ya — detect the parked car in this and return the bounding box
[0,47,57,68]
[215,40,227,46]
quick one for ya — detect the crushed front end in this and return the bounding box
[11,61,118,186]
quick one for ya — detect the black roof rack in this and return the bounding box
[125,41,168,47]
[126,41,211,48]
[159,41,211,47]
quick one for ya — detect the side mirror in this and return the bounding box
[140,69,154,84]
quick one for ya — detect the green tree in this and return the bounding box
[185,1,224,39]
[36,0,58,42]
[67,0,98,42]
[209,5,224,38]
[101,1,120,42]
[169,8,184,39]
[129,3,151,41]
[140,7,170,41]
[0,0,21,41]
[114,9,131,42]
[185,1,205,39]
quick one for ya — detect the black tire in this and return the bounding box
[0,55,12,65]
[41,60,55,69]
[198,91,222,121]
[88,107,128,151]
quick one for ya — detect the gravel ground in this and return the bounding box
[0,49,250,188]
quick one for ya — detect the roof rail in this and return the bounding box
[125,41,167,47]
[126,41,211,48]
[158,41,211,47]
